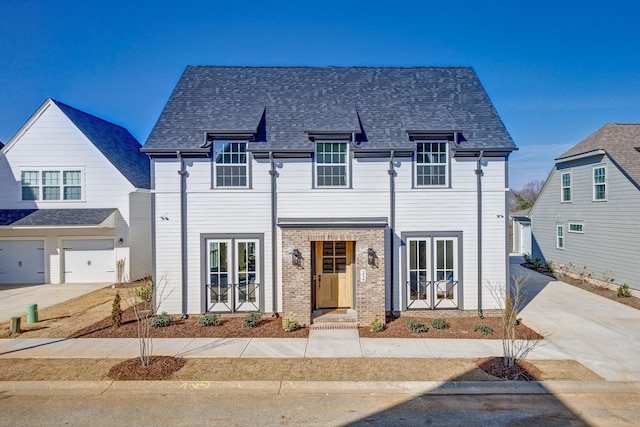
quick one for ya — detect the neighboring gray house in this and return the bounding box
[530,123,640,290]
[143,66,517,327]
[0,99,151,284]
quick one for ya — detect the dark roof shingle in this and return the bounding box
[0,208,118,227]
[144,66,516,152]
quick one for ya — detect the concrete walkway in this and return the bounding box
[513,255,640,381]
[0,282,111,320]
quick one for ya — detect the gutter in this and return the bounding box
[177,151,188,319]
[475,150,485,319]
[269,152,278,317]
[388,150,397,317]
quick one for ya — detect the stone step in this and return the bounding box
[310,321,359,330]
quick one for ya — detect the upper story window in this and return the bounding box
[561,171,571,202]
[416,141,448,186]
[556,225,564,249]
[593,166,606,201]
[214,141,247,187]
[316,141,348,187]
[21,169,82,201]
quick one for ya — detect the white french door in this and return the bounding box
[206,238,259,312]
[407,237,458,309]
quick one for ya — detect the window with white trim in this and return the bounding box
[213,141,248,187]
[416,141,448,186]
[21,169,82,201]
[561,171,571,202]
[557,225,564,249]
[316,141,348,187]
[568,223,584,233]
[593,166,606,200]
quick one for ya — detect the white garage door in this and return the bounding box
[0,240,45,284]
[63,239,115,283]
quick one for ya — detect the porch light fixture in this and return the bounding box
[368,248,378,268]
[292,249,303,268]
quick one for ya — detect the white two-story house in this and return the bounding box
[143,66,517,326]
[0,99,151,284]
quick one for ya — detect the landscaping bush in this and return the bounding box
[474,324,494,335]
[430,318,449,330]
[282,317,299,332]
[150,311,172,328]
[199,313,221,326]
[405,319,428,333]
[369,317,384,332]
[617,284,632,298]
[243,311,262,327]
[111,291,123,328]
[136,280,153,302]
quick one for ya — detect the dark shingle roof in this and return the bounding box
[144,66,516,152]
[557,123,640,186]
[0,208,118,227]
[52,100,150,188]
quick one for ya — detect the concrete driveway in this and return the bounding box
[512,255,640,381]
[0,282,111,322]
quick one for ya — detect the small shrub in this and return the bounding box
[474,324,494,335]
[111,291,123,328]
[136,280,153,302]
[617,284,632,298]
[150,311,172,328]
[282,317,299,332]
[405,318,428,333]
[244,311,263,327]
[369,317,385,332]
[545,261,554,273]
[430,318,449,330]
[199,313,221,326]
[523,253,531,264]
[533,257,542,270]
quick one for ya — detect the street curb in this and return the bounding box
[1,380,638,396]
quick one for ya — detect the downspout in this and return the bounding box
[269,152,278,317]
[475,150,485,319]
[177,151,188,319]
[388,151,396,317]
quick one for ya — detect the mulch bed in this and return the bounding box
[70,305,310,339]
[359,314,542,339]
[476,356,539,381]
[108,356,186,380]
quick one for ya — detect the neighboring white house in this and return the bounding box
[142,66,518,326]
[530,123,640,291]
[0,98,151,284]
[511,209,531,255]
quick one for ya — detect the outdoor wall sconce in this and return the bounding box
[368,248,378,268]
[292,249,303,268]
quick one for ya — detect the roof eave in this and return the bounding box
[556,149,606,164]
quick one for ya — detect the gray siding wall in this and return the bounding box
[531,154,640,290]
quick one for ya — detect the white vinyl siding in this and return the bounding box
[561,171,571,202]
[593,166,606,201]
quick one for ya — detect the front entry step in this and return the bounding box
[310,309,358,330]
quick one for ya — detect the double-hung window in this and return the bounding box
[416,141,448,186]
[593,166,606,201]
[561,171,571,202]
[557,225,564,249]
[213,141,248,187]
[21,169,83,201]
[316,141,348,187]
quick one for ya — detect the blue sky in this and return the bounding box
[1,0,638,189]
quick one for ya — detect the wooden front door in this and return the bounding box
[315,241,353,309]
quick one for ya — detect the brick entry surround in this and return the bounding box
[281,228,386,327]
